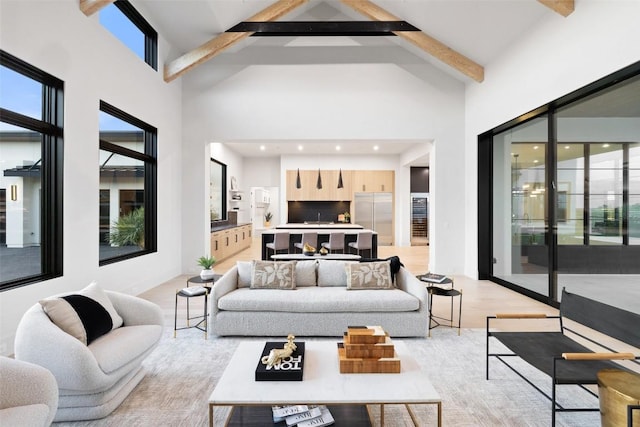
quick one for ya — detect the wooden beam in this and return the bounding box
[79,0,115,17]
[164,0,307,83]
[341,0,484,82]
[537,0,574,17]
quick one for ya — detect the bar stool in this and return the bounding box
[348,231,373,257]
[293,232,318,253]
[174,276,214,339]
[266,232,290,257]
[321,232,345,254]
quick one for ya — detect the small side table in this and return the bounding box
[417,276,462,337]
[174,275,216,339]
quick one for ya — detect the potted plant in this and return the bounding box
[197,255,216,280]
[264,211,273,227]
[344,211,351,223]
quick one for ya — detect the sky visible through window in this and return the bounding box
[99,3,145,61]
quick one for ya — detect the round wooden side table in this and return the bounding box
[597,368,640,427]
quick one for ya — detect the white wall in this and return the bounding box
[464,1,640,278]
[0,1,183,355]
[182,61,465,271]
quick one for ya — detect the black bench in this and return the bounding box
[486,288,640,426]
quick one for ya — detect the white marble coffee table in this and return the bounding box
[208,340,441,426]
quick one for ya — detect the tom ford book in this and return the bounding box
[255,341,305,381]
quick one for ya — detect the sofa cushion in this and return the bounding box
[317,260,356,287]
[217,287,419,313]
[88,325,162,374]
[346,261,393,290]
[294,260,317,287]
[40,282,124,345]
[237,261,252,288]
[250,261,296,290]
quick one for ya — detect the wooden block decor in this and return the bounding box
[338,326,400,374]
[344,335,395,359]
[343,325,388,344]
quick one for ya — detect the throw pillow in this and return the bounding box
[346,261,394,290]
[39,281,124,345]
[250,261,296,290]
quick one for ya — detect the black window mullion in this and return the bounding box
[584,144,590,245]
[547,111,557,304]
[623,143,630,245]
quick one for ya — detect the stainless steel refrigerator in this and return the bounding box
[354,192,393,245]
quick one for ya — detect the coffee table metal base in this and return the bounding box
[208,341,442,427]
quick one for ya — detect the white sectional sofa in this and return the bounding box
[209,259,429,337]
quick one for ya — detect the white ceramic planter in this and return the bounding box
[200,269,215,280]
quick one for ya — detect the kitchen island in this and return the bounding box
[261,226,377,260]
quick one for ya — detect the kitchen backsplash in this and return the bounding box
[287,201,351,223]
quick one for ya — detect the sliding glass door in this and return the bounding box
[492,117,549,297]
[480,62,640,309]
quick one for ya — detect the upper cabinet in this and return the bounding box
[286,169,352,201]
[352,170,394,193]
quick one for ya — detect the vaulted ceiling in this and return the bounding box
[82,0,574,158]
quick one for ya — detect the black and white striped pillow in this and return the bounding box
[40,282,123,345]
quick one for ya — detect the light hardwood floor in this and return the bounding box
[142,239,558,330]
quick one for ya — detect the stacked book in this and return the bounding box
[272,405,334,426]
[337,326,401,374]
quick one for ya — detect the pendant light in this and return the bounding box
[316,169,322,189]
[337,169,344,189]
[296,169,301,189]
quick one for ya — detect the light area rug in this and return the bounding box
[53,328,600,427]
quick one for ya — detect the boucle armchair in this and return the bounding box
[0,356,58,427]
[14,288,163,422]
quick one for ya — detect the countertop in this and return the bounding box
[275,223,363,229]
[210,222,251,232]
[264,227,375,234]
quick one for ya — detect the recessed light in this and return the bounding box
[565,145,570,149]
[298,145,303,151]
[336,146,341,151]
[534,160,539,163]
[603,143,610,148]
[260,145,265,151]
[373,145,379,151]
[533,146,539,150]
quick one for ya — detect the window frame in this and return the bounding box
[0,50,64,291]
[99,100,157,266]
[105,0,158,70]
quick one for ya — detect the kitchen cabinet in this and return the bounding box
[352,170,394,193]
[286,169,352,201]
[210,224,252,262]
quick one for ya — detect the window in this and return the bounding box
[210,159,227,222]
[99,101,156,265]
[99,0,158,70]
[479,61,640,309]
[0,50,64,290]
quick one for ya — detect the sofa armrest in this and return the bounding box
[396,268,429,313]
[210,266,240,316]
[0,356,58,423]
[106,291,164,327]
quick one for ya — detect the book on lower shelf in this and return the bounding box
[418,272,448,284]
[255,342,305,381]
[272,405,334,426]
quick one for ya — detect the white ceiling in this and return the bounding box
[133,0,554,159]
